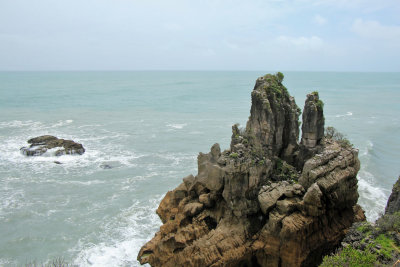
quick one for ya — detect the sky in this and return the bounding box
[0,0,399,71]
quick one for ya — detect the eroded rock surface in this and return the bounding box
[20,135,85,156]
[138,73,364,267]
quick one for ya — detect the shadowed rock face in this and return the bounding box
[385,176,400,214]
[138,73,364,267]
[20,135,85,156]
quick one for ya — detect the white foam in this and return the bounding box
[357,171,388,221]
[0,258,15,266]
[335,111,353,118]
[51,120,74,128]
[73,198,162,267]
[0,188,26,218]
[53,180,106,186]
[0,124,144,176]
[360,140,374,157]
[166,123,187,129]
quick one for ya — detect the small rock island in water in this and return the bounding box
[20,135,85,156]
[138,73,366,266]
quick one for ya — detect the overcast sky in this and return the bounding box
[1,0,399,71]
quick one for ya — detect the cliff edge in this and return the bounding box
[138,73,365,267]
[320,176,400,266]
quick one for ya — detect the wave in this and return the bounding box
[166,123,187,129]
[0,187,26,219]
[360,140,374,157]
[357,170,389,222]
[335,111,353,118]
[73,197,162,267]
[0,120,43,129]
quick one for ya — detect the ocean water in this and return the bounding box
[0,71,399,266]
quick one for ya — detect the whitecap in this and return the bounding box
[0,120,42,129]
[360,140,374,157]
[166,123,187,129]
[0,258,15,266]
[335,111,353,118]
[53,180,106,186]
[51,120,74,128]
[0,188,26,217]
[357,171,388,221]
[73,198,162,267]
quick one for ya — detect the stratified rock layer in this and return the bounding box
[138,73,364,267]
[301,92,324,149]
[20,135,85,156]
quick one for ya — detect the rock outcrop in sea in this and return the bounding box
[138,73,365,267]
[20,135,85,156]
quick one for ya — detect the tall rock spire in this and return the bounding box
[301,92,325,148]
[245,73,300,163]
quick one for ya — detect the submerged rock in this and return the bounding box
[20,135,85,156]
[100,164,113,169]
[138,73,364,267]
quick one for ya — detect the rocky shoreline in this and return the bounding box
[138,73,365,266]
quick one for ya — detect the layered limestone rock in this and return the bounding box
[20,135,85,156]
[245,73,300,163]
[138,73,364,267]
[301,92,324,149]
[297,92,325,169]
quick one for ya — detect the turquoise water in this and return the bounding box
[0,71,399,266]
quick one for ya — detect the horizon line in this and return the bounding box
[0,69,399,73]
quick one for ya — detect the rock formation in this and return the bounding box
[296,92,325,169]
[20,135,85,156]
[138,73,364,267]
[385,176,400,215]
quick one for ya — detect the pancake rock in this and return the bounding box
[20,135,85,156]
[138,73,364,267]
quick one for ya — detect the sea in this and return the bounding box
[0,71,399,266]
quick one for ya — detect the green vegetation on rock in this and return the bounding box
[262,73,289,100]
[276,72,284,83]
[316,99,324,110]
[320,212,400,266]
[229,152,239,159]
[320,246,377,267]
[325,126,353,148]
[272,158,299,182]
